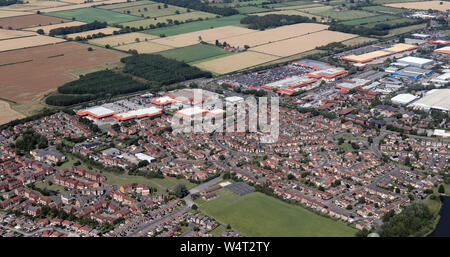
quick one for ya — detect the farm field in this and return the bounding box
[37,0,129,12]
[362,5,406,14]
[236,6,268,14]
[193,51,278,75]
[254,9,321,20]
[251,30,356,57]
[110,2,188,17]
[385,1,450,11]
[46,7,142,24]
[142,14,245,37]
[0,0,66,12]
[99,0,156,10]
[115,40,173,53]
[0,10,32,18]
[0,28,36,40]
[152,25,255,48]
[216,23,328,48]
[0,42,128,103]
[66,27,120,39]
[119,11,218,29]
[273,3,323,10]
[0,14,69,29]
[88,32,158,47]
[341,36,377,46]
[155,43,231,63]
[0,100,25,125]
[310,9,378,21]
[298,5,333,14]
[199,189,356,237]
[25,21,87,34]
[340,14,403,26]
[0,35,66,52]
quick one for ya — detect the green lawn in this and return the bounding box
[313,10,378,21]
[99,0,156,10]
[236,6,268,14]
[155,43,231,63]
[362,5,407,14]
[142,15,245,36]
[110,2,188,18]
[199,189,356,237]
[46,7,143,24]
[340,14,402,26]
[119,11,218,29]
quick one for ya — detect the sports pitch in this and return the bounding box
[199,189,356,237]
[155,43,232,63]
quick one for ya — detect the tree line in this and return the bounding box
[240,14,311,30]
[48,21,107,36]
[0,0,21,6]
[121,54,212,86]
[151,0,238,16]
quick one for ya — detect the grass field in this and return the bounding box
[0,99,25,125]
[341,36,377,46]
[142,15,245,37]
[199,189,356,237]
[46,7,143,24]
[99,0,156,10]
[155,43,231,63]
[118,11,218,29]
[236,6,268,14]
[110,2,187,17]
[340,14,402,26]
[312,10,378,21]
[88,32,158,47]
[380,22,427,38]
[362,5,406,14]
[115,41,173,53]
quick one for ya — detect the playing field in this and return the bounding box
[152,25,255,48]
[142,14,245,36]
[88,32,159,47]
[0,35,66,52]
[155,43,231,63]
[194,51,278,74]
[66,27,120,39]
[115,41,173,53]
[0,100,25,125]
[0,14,69,29]
[251,30,356,57]
[25,21,87,34]
[46,7,142,24]
[0,42,128,103]
[199,189,356,237]
[385,1,450,11]
[119,11,218,29]
[217,23,328,48]
[0,28,36,40]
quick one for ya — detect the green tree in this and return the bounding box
[174,183,188,198]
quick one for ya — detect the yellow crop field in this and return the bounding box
[0,28,36,40]
[0,10,32,18]
[251,30,357,57]
[385,1,450,11]
[115,41,173,53]
[0,35,66,52]
[152,25,255,48]
[194,51,278,74]
[25,21,86,34]
[0,0,66,11]
[88,32,159,47]
[217,23,328,48]
[37,0,127,12]
[0,100,25,125]
[66,27,120,39]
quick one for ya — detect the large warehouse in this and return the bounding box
[396,56,434,68]
[391,93,419,105]
[410,89,450,112]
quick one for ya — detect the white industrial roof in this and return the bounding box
[135,153,155,162]
[411,89,450,111]
[397,56,433,65]
[115,107,161,119]
[177,106,208,116]
[84,106,115,116]
[391,93,418,105]
[225,96,244,103]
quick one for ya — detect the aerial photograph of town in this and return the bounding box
[0,0,448,252]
